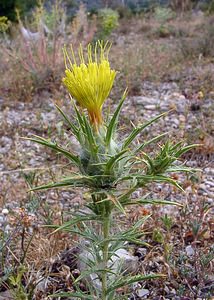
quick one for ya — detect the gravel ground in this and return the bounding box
[0,80,213,225]
[0,81,213,299]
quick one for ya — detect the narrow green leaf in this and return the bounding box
[107,193,126,214]
[107,274,165,294]
[125,199,183,207]
[74,268,115,284]
[129,215,151,231]
[50,292,94,299]
[99,237,150,247]
[122,111,167,150]
[73,100,86,134]
[170,141,183,151]
[166,166,199,173]
[55,104,79,137]
[135,132,168,154]
[105,149,128,174]
[49,214,101,234]
[141,152,154,169]
[137,174,185,192]
[82,114,98,155]
[106,88,128,146]
[175,144,201,158]
[117,174,184,192]
[30,175,94,191]
[25,135,80,166]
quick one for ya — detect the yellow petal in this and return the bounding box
[62,41,117,125]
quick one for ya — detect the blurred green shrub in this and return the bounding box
[169,0,192,11]
[154,6,176,38]
[0,0,37,21]
[154,6,176,23]
[0,0,16,21]
[116,5,132,19]
[180,17,214,57]
[205,0,214,14]
[0,16,10,33]
[98,8,119,39]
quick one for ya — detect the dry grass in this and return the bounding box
[0,3,96,102]
[109,13,214,99]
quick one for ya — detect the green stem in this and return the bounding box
[101,207,111,300]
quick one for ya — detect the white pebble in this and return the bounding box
[2,208,9,215]
[137,288,150,298]
[186,245,195,257]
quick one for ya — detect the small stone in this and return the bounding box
[204,168,214,176]
[2,208,9,215]
[144,104,156,110]
[186,161,196,167]
[199,184,207,191]
[179,115,186,122]
[152,91,160,98]
[0,290,14,300]
[5,225,11,233]
[172,118,180,127]
[79,248,139,290]
[35,278,51,293]
[176,102,187,113]
[134,96,157,106]
[171,92,184,99]
[134,247,147,260]
[205,180,214,188]
[185,186,193,194]
[137,288,150,298]
[186,245,195,257]
[207,198,213,204]
[207,192,214,199]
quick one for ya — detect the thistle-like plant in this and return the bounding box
[26,41,198,299]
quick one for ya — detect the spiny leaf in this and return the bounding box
[29,175,94,191]
[107,274,165,294]
[24,135,80,166]
[137,174,185,192]
[55,104,79,137]
[106,88,128,146]
[46,214,101,234]
[122,111,168,150]
[82,114,98,155]
[175,144,201,158]
[72,99,86,133]
[166,166,199,173]
[105,149,128,174]
[125,199,183,207]
[117,174,184,192]
[141,152,154,169]
[74,268,115,284]
[135,132,168,154]
[50,292,94,299]
[106,193,126,214]
[99,236,150,247]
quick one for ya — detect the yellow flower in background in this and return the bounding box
[62,41,117,126]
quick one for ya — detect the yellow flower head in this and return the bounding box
[62,41,117,126]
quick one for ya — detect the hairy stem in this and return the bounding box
[101,206,111,300]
